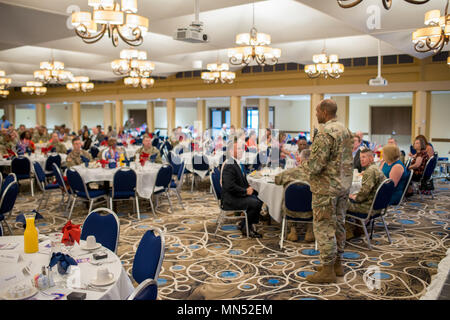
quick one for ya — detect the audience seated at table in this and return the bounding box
[32,126,49,143]
[246,130,257,151]
[274,149,314,242]
[346,148,387,239]
[379,144,408,205]
[294,137,309,164]
[16,131,35,154]
[408,136,431,182]
[409,134,434,159]
[57,126,68,142]
[46,132,68,154]
[221,137,263,238]
[66,136,93,167]
[352,134,363,173]
[103,138,125,162]
[135,136,162,164]
[387,137,405,164]
[82,130,92,151]
[91,126,106,146]
[356,130,370,149]
[278,132,291,160]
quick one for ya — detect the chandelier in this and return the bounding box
[71,0,148,47]
[112,49,155,88]
[21,81,47,95]
[227,3,281,66]
[0,70,11,98]
[412,0,449,54]
[337,0,430,10]
[66,76,95,92]
[305,42,344,79]
[201,63,236,84]
[34,60,73,84]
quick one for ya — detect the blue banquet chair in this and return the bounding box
[149,165,173,217]
[0,181,19,235]
[32,161,59,211]
[52,163,73,213]
[169,161,185,209]
[11,156,34,196]
[0,173,17,196]
[44,154,61,178]
[110,167,140,219]
[127,278,158,300]
[80,208,120,253]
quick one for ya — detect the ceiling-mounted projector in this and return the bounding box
[174,0,208,43]
[369,39,388,87]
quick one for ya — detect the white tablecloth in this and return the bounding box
[420,248,450,300]
[176,152,223,179]
[0,236,134,300]
[73,163,162,199]
[98,145,141,159]
[0,153,67,169]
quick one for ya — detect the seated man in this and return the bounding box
[221,137,263,238]
[346,148,386,239]
[47,132,68,154]
[275,149,314,242]
[103,138,125,161]
[66,136,92,168]
[135,136,162,164]
[32,126,49,143]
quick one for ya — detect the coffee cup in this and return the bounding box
[86,235,97,249]
[96,267,113,283]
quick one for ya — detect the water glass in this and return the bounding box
[49,232,63,253]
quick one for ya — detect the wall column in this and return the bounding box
[166,98,176,134]
[71,102,81,133]
[146,101,155,132]
[230,96,241,130]
[4,104,16,128]
[103,102,114,130]
[412,91,431,142]
[258,98,269,131]
[115,100,123,130]
[35,103,46,127]
[196,99,206,133]
[331,96,350,128]
[310,93,324,137]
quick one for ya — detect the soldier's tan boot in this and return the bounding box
[346,224,355,240]
[314,258,344,277]
[287,227,298,242]
[306,263,336,284]
[304,224,315,243]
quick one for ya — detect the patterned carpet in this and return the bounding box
[5,176,450,300]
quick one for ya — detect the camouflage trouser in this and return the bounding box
[312,193,348,265]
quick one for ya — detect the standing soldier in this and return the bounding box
[305,99,353,284]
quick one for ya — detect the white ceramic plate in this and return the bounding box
[1,287,38,300]
[89,274,115,287]
[80,242,102,251]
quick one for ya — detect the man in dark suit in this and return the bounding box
[352,134,363,173]
[221,137,263,238]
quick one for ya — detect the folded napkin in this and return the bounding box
[61,220,81,245]
[49,252,78,274]
[139,152,149,165]
[80,155,90,165]
[130,139,136,145]
[98,159,108,168]
[15,210,44,229]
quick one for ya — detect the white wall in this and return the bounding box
[269,99,310,132]
[176,106,197,128]
[46,104,71,129]
[81,104,104,129]
[15,104,36,128]
[430,92,450,157]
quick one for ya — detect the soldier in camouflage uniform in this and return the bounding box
[46,132,68,154]
[274,149,314,242]
[32,126,49,143]
[346,148,386,239]
[305,99,353,284]
[135,135,162,164]
[66,136,92,168]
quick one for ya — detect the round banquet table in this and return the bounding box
[0,153,67,168]
[0,236,134,300]
[176,151,224,178]
[73,162,163,199]
[247,170,363,224]
[98,145,141,159]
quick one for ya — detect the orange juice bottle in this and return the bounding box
[24,213,38,253]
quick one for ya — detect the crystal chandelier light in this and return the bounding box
[228,3,281,66]
[305,42,344,79]
[21,81,47,95]
[201,63,236,84]
[34,58,73,84]
[111,49,155,88]
[66,76,95,92]
[0,70,11,98]
[72,0,148,47]
[412,0,449,54]
[337,0,430,10]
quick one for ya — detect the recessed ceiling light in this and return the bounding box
[361,92,367,95]
[280,94,285,97]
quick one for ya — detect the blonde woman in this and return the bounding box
[379,144,409,205]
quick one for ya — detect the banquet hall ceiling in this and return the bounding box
[0,0,445,87]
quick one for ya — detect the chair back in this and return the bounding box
[112,168,136,198]
[52,164,70,195]
[90,146,100,159]
[149,153,158,163]
[66,168,90,198]
[45,154,61,172]
[152,138,160,147]
[392,169,414,206]
[192,154,209,171]
[155,165,173,189]
[127,279,158,300]
[0,174,3,193]
[284,181,312,213]
[11,156,31,176]
[422,156,437,181]
[0,182,19,215]
[405,158,412,168]
[32,162,46,190]
[370,179,395,215]
[81,208,120,253]
[0,223,3,236]
[269,147,280,167]
[1,173,17,196]
[177,161,185,182]
[132,228,165,284]
[210,168,222,201]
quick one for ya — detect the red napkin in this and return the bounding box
[140,152,149,165]
[98,159,108,168]
[100,140,108,146]
[130,139,136,145]
[149,133,154,139]
[61,220,81,245]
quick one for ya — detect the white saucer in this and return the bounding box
[89,274,115,287]
[80,242,102,251]
[1,287,38,300]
